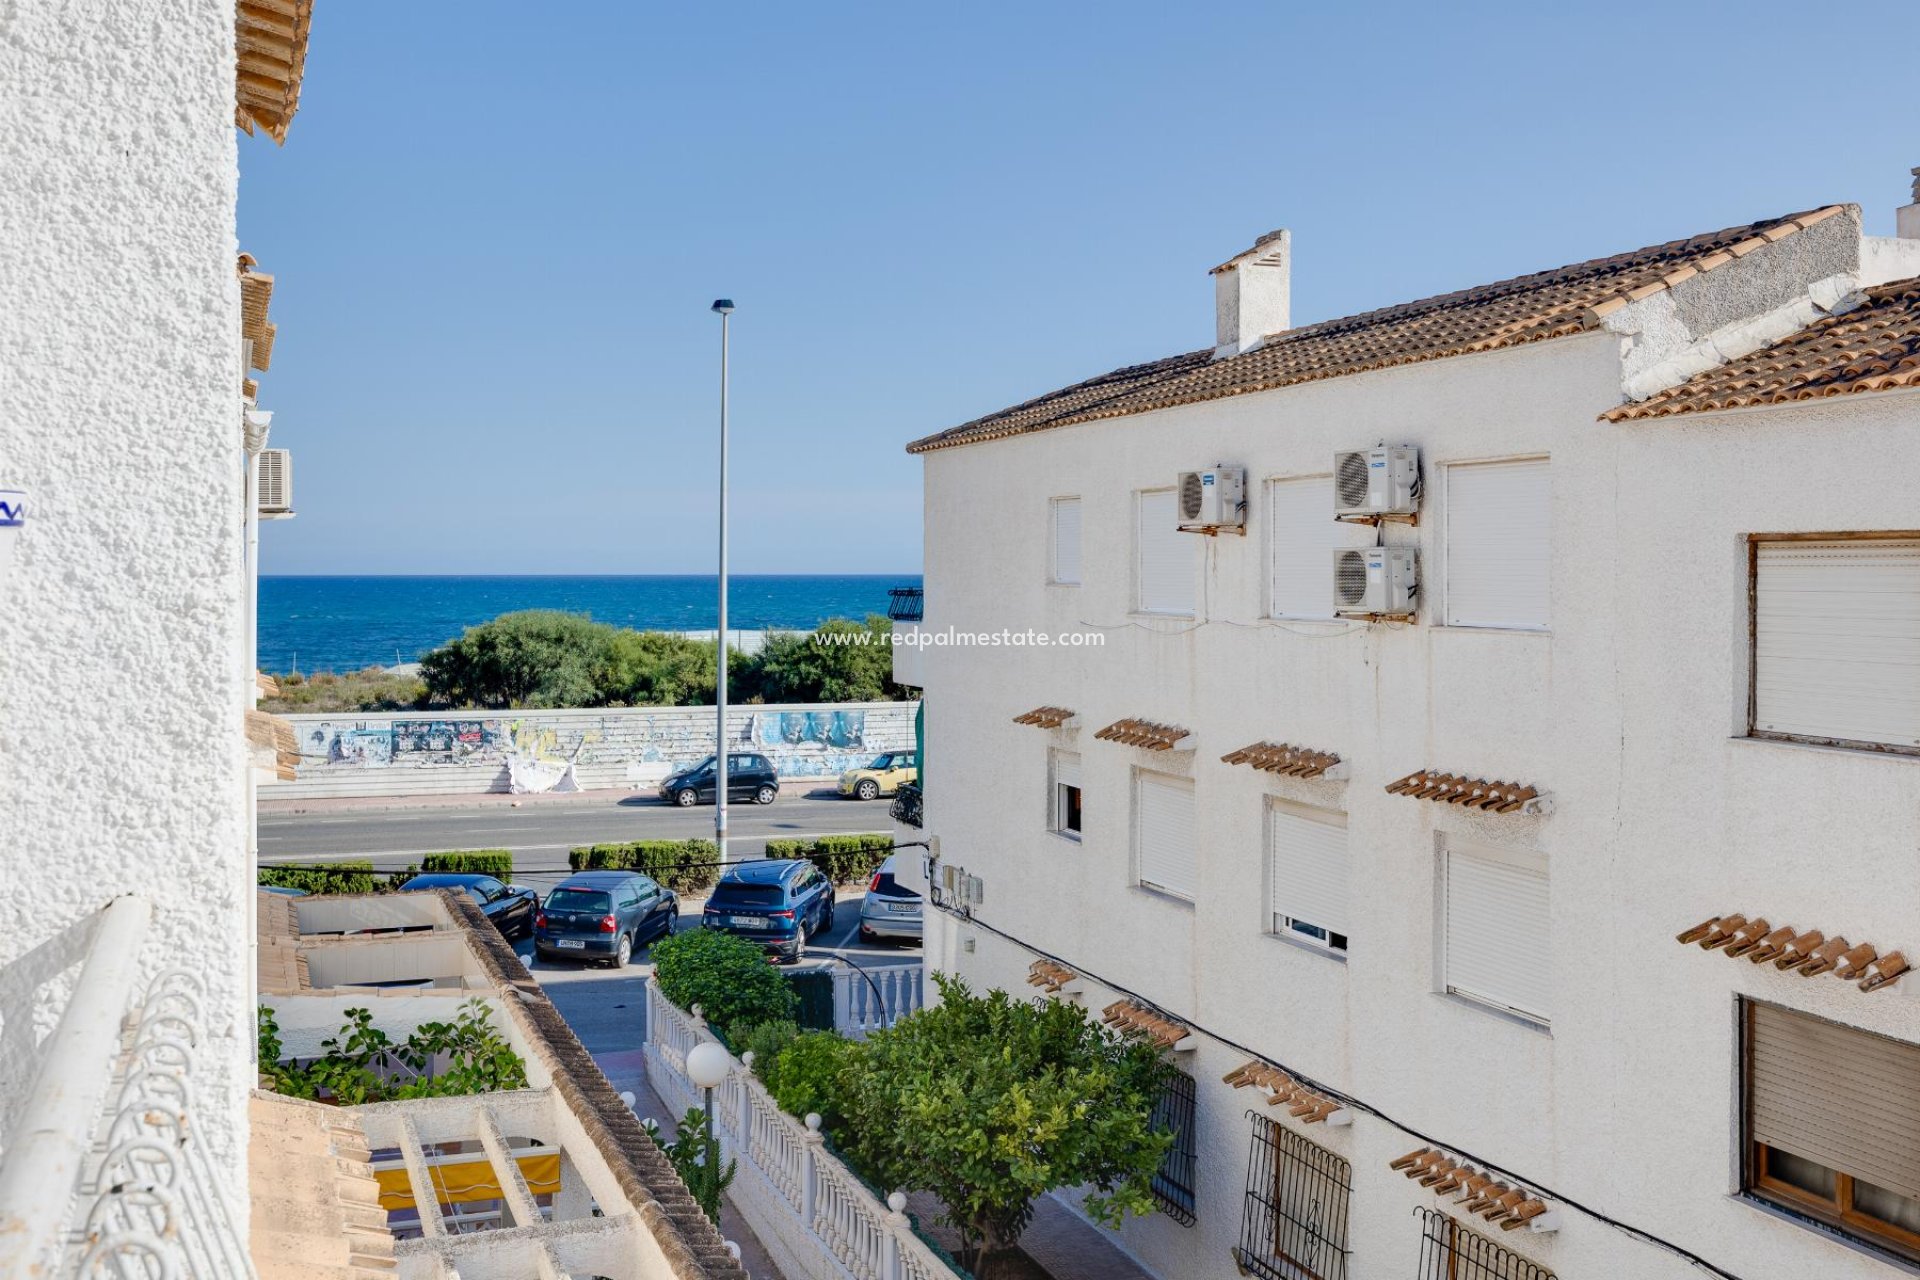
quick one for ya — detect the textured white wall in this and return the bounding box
[0,0,247,1176]
[917,324,1920,1279]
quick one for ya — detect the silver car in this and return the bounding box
[857,855,922,943]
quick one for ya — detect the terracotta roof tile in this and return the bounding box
[1223,1060,1342,1124]
[1027,959,1078,992]
[248,1092,395,1279]
[1101,999,1189,1049]
[1390,1148,1550,1232]
[906,208,1846,454]
[1605,276,1920,421]
[236,0,314,144]
[1677,912,1908,992]
[1013,706,1077,729]
[1094,718,1191,750]
[1221,742,1342,779]
[1385,769,1544,814]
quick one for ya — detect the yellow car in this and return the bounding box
[837,751,918,801]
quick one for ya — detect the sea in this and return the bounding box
[258,575,921,674]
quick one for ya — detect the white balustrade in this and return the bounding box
[644,978,956,1280]
[832,964,924,1039]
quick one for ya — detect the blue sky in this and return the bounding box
[242,1,1920,575]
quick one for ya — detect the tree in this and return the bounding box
[742,615,905,703]
[595,629,718,707]
[836,976,1172,1276]
[419,610,615,708]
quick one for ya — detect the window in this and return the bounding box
[1268,476,1371,620]
[1744,1000,1920,1263]
[1050,750,1082,839]
[1750,537,1920,752]
[1444,458,1550,629]
[1268,802,1349,953]
[1134,771,1196,899]
[1415,1207,1554,1280]
[1441,839,1550,1026]
[1149,1069,1197,1226]
[1234,1113,1352,1280]
[1050,497,1083,585]
[1136,489,1196,615]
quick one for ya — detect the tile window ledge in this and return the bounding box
[1132,884,1196,910]
[1734,1193,1920,1277]
[1265,931,1350,965]
[1434,990,1552,1036]
[1732,733,1920,763]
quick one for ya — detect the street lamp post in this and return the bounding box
[711,299,735,864]
[685,1040,732,1221]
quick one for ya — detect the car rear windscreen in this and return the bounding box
[871,874,919,899]
[546,889,611,912]
[710,883,784,906]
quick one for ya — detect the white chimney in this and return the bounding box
[1900,167,1920,240]
[1212,228,1290,359]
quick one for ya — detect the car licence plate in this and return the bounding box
[729,916,762,929]
[888,903,918,914]
[556,939,586,950]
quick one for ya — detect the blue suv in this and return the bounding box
[701,859,835,963]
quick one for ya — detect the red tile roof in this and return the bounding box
[905,208,1849,454]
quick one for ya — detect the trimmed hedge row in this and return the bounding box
[258,850,514,896]
[763,833,893,884]
[258,861,378,894]
[419,850,514,878]
[569,839,719,893]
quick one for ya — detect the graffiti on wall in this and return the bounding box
[747,710,864,750]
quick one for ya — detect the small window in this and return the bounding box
[1750,537,1920,752]
[1050,497,1083,585]
[1134,771,1196,899]
[1415,1206,1554,1279]
[1441,839,1550,1026]
[1136,490,1196,616]
[1050,750,1083,839]
[1444,458,1551,630]
[1268,476,1372,620]
[1148,1069,1197,1226]
[1268,802,1349,954]
[1234,1113,1352,1280]
[1744,1000,1920,1264]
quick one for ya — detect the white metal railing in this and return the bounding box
[831,964,923,1039]
[0,897,255,1280]
[644,980,958,1280]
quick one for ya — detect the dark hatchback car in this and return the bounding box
[701,858,835,963]
[399,873,538,938]
[659,752,780,807]
[534,870,678,968]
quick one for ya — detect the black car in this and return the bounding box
[534,870,678,968]
[659,752,780,807]
[400,873,538,939]
[700,858,835,963]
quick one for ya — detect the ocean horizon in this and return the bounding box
[258,573,922,674]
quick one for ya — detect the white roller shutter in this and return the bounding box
[1754,539,1920,748]
[1051,750,1081,791]
[1136,772,1196,899]
[1051,497,1083,585]
[1444,458,1551,630]
[1268,477,1371,620]
[1137,490,1195,615]
[1444,843,1550,1024]
[1268,804,1349,939]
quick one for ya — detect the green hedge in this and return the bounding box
[569,839,719,893]
[653,928,797,1033]
[419,850,514,878]
[258,862,378,895]
[763,833,894,884]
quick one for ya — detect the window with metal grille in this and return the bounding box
[1234,1111,1351,1280]
[1148,1069,1197,1225]
[1414,1207,1554,1280]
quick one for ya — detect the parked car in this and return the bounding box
[659,752,780,807]
[399,873,538,939]
[857,854,922,943]
[701,858,835,963]
[837,750,918,801]
[534,871,678,968]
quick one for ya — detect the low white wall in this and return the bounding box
[264,700,916,800]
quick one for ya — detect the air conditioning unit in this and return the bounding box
[257,448,293,516]
[1333,445,1420,518]
[1333,546,1418,618]
[1176,466,1246,531]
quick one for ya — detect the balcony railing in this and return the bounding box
[0,896,254,1280]
[887,587,924,623]
[890,782,924,829]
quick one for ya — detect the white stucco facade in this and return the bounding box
[912,225,1920,1278]
[0,0,249,1178]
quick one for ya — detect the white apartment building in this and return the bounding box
[904,179,1920,1279]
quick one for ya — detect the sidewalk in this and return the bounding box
[903,1190,1157,1280]
[256,781,844,817]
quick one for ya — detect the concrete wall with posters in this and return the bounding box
[262,700,918,799]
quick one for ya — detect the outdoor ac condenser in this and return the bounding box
[1176,466,1246,531]
[257,448,293,515]
[1333,546,1418,618]
[1332,445,1420,518]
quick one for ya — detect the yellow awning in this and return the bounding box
[375,1153,561,1210]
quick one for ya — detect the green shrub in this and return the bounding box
[258,862,377,894]
[652,928,796,1031]
[763,1030,861,1130]
[420,850,514,878]
[763,833,893,884]
[738,1019,800,1076]
[258,999,528,1104]
[569,839,718,894]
